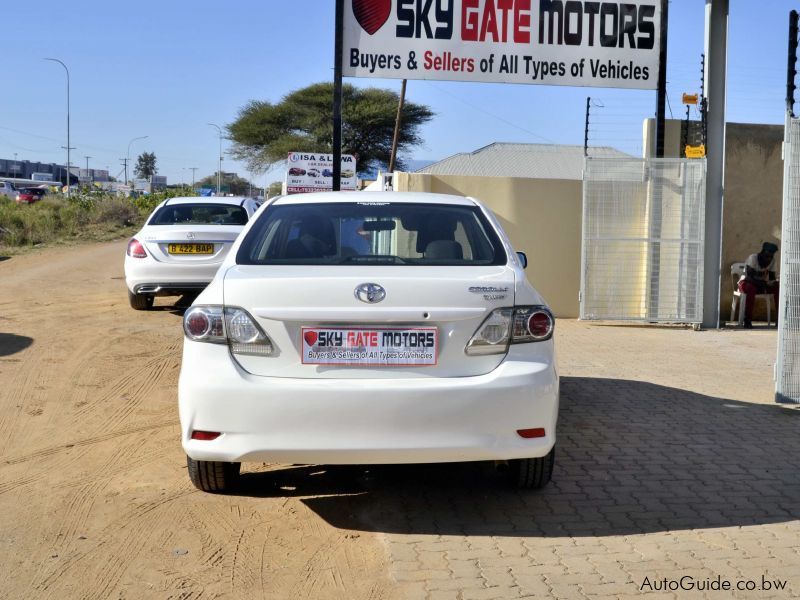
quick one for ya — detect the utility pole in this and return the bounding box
[189,167,198,190]
[61,145,76,189]
[389,79,407,173]
[208,123,223,195]
[84,155,91,182]
[120,158,129,185]
[44,58,70,197]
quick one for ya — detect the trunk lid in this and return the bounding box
[223,265,516,379]
[140,225,244,265]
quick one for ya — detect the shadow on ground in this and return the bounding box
[0,333,33,357]
[234,377,800,537]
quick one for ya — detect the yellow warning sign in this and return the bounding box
[682,93,699,105]
[685,144,706,158]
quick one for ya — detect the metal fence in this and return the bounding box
[776,117,800,404]
[581,157,707,323]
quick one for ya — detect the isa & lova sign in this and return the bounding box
[286,152,358,194]
[343,0,661,90]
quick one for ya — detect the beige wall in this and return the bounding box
[721,123,784,321]
[397,121,784,322]
[395,172,582,317]
[643,119,784,321]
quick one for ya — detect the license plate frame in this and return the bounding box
[301,327,438,367]
[167,243,214,255]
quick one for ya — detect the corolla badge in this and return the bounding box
[355,283,386,304]
[469,286,508,301]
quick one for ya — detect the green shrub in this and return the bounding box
[0,192,148,250]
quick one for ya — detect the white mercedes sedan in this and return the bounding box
[179,192,559,491]
[124,196,261,309]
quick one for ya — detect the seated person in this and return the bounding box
[738,242,779,328]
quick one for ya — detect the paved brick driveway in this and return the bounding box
[254,321,800,599]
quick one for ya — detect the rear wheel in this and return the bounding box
[187,456,241,493]
[128,290,154,310]
[510,447,555,490]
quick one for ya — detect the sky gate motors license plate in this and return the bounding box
[301,327,438,366]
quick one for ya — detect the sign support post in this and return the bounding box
[333,0,345,192]
[655,0,669,158]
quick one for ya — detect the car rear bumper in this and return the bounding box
[124,257,221,294]
[179,343,559,465]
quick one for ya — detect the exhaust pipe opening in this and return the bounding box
[493,460,510,473]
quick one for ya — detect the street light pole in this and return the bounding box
[44,58,70,197]
[208,123,223,195]
[125,135,149,185]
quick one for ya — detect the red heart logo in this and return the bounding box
[303,331,318,346]
[352,0,391,35]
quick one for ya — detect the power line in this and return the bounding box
[422,82,556,144]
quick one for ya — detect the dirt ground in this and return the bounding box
[1,241,797,600]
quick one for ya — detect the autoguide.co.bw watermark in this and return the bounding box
[640,574,788,593]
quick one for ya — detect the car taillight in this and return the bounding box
[224,307,274,356]
[466,306,554,355]
[183,305,274,356]
[127,238,147,258]
[465,308,512,355]
[511,307,554,342]
[183,306,224,341]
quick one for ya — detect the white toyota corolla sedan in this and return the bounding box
[179,192,559,491]
[124,196,261,309]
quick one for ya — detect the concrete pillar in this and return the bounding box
[702,0,729,328]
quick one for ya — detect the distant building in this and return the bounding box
[0,158,77,184]
[415,142,633,181]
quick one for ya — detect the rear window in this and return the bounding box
[149,203,248,226]
[237,202,506,266]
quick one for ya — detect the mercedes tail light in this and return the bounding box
[127,238,147,258]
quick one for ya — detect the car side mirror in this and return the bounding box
[517,251,528,269]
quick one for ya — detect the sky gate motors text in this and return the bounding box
[395,0,656,49]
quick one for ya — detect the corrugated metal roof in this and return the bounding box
[415,142,635,180]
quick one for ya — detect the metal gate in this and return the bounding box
[581,157,706,323]
[776,117,800,404]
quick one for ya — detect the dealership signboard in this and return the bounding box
[343,0,661,89]
[286,152,357,194]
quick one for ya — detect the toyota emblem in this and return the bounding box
[186,232,195,240]
[355,283,386,304]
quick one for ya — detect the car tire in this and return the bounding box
[187,456,241,493]
[510,447,555,490]
[128,290,154,310]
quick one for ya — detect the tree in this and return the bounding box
[227,82,433,174]
[134,152,157,179]
[268,181,283,197]
[196,172,256,196]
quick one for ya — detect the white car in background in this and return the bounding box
[179,192,559,492]
[125,196,261,310]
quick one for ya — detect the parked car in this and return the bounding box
[288,168,306,176]
[0,180,18,201]
[322,169,333,178]
[16,187,46,204]
[179,191,558,492]
[306,168,321,178]
[124,196,261,310]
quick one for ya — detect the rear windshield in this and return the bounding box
[237,202,506,266]
[149,203,248,226]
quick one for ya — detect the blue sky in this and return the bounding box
[1,1,794,184]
